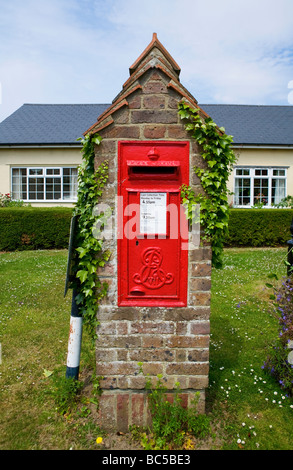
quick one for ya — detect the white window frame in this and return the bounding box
[233,166,287,208]
[11,166,78,202]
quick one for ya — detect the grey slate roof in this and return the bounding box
[0,104,110,146]
[0,102,292,147]
[201,104,293,147]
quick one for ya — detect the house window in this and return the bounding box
[11,167,78,202]
[234,167,286,207]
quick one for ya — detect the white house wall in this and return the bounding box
[0,147,82,207]
[228,147,293,205]
[1,146,293,207]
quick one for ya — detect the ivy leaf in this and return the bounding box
[76,269,88,283]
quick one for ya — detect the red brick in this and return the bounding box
[131,321,174,334]
[166,362,209,375]
[166,335,209,349]
[189,292,211,306]
[143,125,166,139]
[187,349,209,362]
[190,278,211,292]
[102,125,140,139]
[97,394,116,430]
[168,125,187,139]
[142,335,164,348]
[131,394,145,427]
[96,362,139,376]
[191,263,212,277]
[117,394,129,432]
[143,95,166,109]
[144,82,168,94]
[190,321,210,335]
[131,110,178,124]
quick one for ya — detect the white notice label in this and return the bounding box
[140,192,167,235]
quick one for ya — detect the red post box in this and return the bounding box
[118,141,189,307]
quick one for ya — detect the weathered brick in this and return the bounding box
[166,335,209,349]
[131,393,145,427]
[190,277,211,292]
[131,321,174,334]
[189,291,211,306]
[141,335,164,348]
[188,376,209,390]
[97,394,117,430]
[96,362,139,376]
[117,394,129,432]
[187,349,209,362]
[190,321,210,335]
[128,376,147,390]
[143,95,166,109]
[166,362,209,376]
[191,263,212,277]
[144,81,168,94]
[102,125,140,139]
[131,110,178,124]
[96,336,142,349]
[168,125,187,139]
[143,125,166,139]
[189,246,212,262]
[129,348,175,362]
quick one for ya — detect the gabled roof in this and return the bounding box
[201,104,293,147]
[0,102,292,147]
[0,103,109,146]
[129,33,181,77]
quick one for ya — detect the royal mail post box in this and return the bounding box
[118,141,189,307]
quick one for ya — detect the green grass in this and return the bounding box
[0,248,292,450]
[209,247,293,450]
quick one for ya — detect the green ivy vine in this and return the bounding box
[178,101,236,268]
[72,133,111,341]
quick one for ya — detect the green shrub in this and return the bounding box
[0,207,72,251]
[226,209,293,247]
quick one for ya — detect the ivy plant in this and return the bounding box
[72,133,111,340]
[178,101,236,268]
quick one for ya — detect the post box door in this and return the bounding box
[118,141,189,307]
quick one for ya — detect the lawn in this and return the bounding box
[0,247,292,450]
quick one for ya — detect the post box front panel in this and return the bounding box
[118,141,189,307]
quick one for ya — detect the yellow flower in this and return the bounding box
[96,437,103,445]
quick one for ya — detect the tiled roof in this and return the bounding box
[201,104,293,146]
[0,103,110,145]
[0,102,292,146]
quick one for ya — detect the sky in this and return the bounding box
[0,0,293,123]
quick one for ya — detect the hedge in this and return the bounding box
[1,207,293,252]
[0,207,73,251]
[225,209,293,247]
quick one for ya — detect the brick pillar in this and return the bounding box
[86,37,212,432]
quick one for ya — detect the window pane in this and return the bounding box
[236,168,250,176]
[29,178,44,200]
[29,169,43,176]
[46,177,61,200]
[273,169,285,177]
[63,168,78,200]
[46,169,60,175]
[234,178,251,205]
[255,169,268,176]
[12,168,27,200]
[254,178,268,205]
[272,179,286,204]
